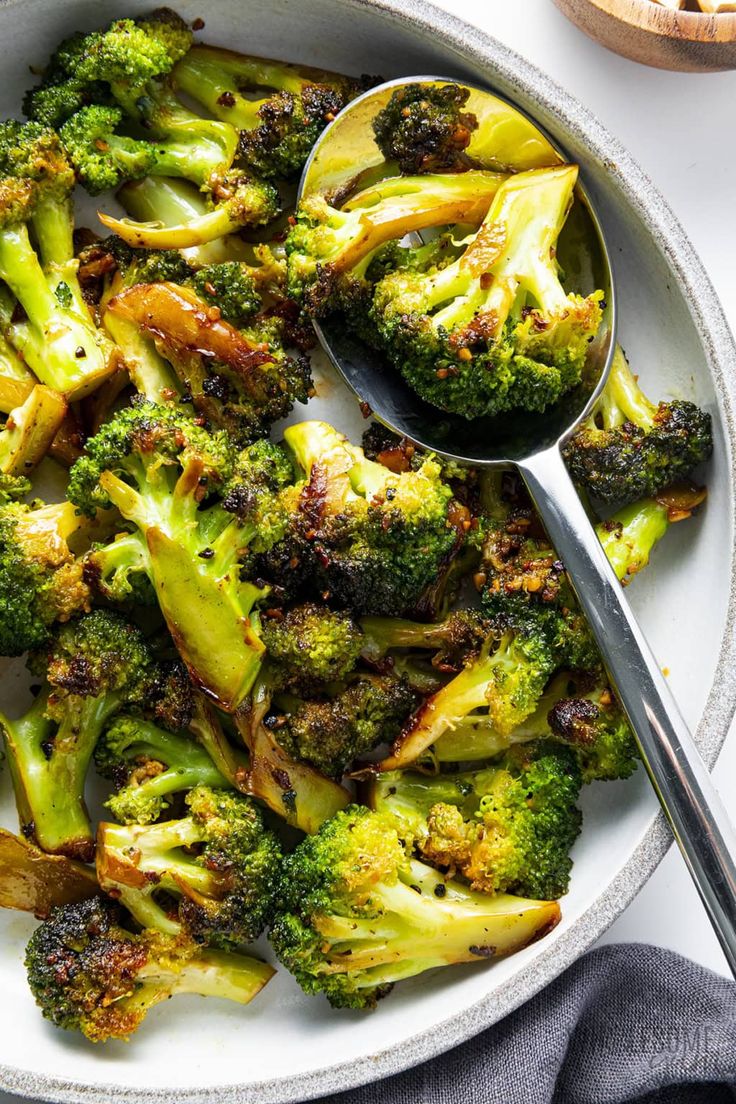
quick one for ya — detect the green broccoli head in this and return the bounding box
[547,688,638,783]
[25,895,273,1042]
[0,500,91,656]
[372,742,582,900]
[564,346,713,505]
[269,804,561,1008]
[372,82,478,174]
[188,261,262,326]
[274,674,418,777]
[261,602,363,689]
[274,420,463,616]
[370,165,603,420]
[97,786,283,948]
[59,105,158,194]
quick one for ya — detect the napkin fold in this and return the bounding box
[317,943,736,1104]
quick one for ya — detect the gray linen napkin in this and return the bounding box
[316,944,736,1104]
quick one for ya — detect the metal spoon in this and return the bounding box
[299,76,736,975]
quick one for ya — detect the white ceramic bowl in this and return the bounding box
[1,1,735,1102]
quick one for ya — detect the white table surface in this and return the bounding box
[2,3,735,1100]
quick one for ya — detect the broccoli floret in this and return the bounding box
[0,385,67,480]
[59,105,159,195]
[286,171,505,315]
[270,419,464,616]
[99,170,280,250]
[261,602,363,690]
[95,715,230,825]
[0,499,92,656]
[67,401,283,712]
[370,165,603,420]
[173,45,368,180]
[372,82,478,174]
[0,120,117,398]
[0,611,154,860]
[564,346,713,505]
[84,530,156,606]
[370,742,582,899]
[269,805,561,1008]
[273,674,418,777]
[188,262,262,326]
[25,896,274,1041]
[546,678,638,783]
[96,785,282,947]
[432,670,639,783]
[105,281,312,444]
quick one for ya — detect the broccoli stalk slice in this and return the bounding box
[596,498,670,584]
[0,385,67,477]
[99,468,268,712]
[130,946,273,1008]
[1,686,122,860]
[98,187,274,250]
[236,681,350,834]
[0,827,98,916]
[596,345,658,430]
[0,329,35,413]
[115,177,252,266]
[0,225,115,400]
[97,716,229,825]
[188,695,249,792]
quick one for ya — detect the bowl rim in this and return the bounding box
[576,0,736,37]
[2,0,736,1100]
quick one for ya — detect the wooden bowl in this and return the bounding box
[553,0,736,70]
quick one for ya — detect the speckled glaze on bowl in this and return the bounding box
[0,1,735,1102]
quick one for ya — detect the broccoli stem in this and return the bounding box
[597,499,669,584]
[98,203,251,251]
[1,689,120,859]
[116,178,251,266]
[136,949,274,1006]
[0,385,67,477]
[597,345,657,429]
[316,860,560,977]
[0,225,112,399]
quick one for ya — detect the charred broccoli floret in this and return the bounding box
[172,45,367,180]
[97,785,282,947]
[25,895,273,1042]
[0,120,117,398]
[269,804,561,1008]
[370,165,603,420]
[266,419,466,616]
[95,715,230,824]
[286,171,504,315]
[261,602,363,690]
[0,611,154,860]
[372,82,478,174]
[370,742,582,899]
[564,346,713,504]
[0,499,92,656]
[273,674,418,777]
[68,402,287,711]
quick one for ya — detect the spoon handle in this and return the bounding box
[520,444,736,977]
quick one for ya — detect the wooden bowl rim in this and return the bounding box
[583,0,736,39]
